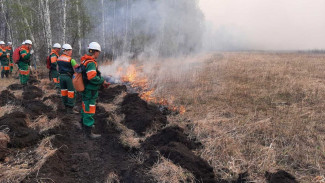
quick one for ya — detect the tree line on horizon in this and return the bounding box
[0,0,204,63]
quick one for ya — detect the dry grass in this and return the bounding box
[29,115,61,132]
[106,171,120,183]
[39,79,57,97]
[119,125,141,149]
[149,156,196,183]
[147,52,325,182]
[0,105,22,118]
[0,136,57,182]
[43,99,58,111]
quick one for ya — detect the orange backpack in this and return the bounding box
[72,60,95,92]
[72,72,85,92]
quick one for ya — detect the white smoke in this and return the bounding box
[85,0,204,58]
[199,0,325,51]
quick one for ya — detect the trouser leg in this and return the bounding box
[66,76,75,108]
[59,76,68,106]
[1,68,4,78]
[22,73,30,84]
[18,63,30,85]
[82,89,98,127]
[51,70,60,89]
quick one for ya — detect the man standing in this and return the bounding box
[80,42,109,139]
[6,42,13,75]
[18,40,34,85]
[57,44,78,114]
[0,41,9,78]
[49,43,61,92]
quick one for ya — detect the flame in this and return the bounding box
[179,106,186,114]
[116,64,186,114]
[120,65,136,82]
[140,89,155,101]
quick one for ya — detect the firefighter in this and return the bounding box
[57,44,78,114]
[18,40,34,85]
[0,41,10,78]
[49,43,61,92]
[80,42,109,139]
[6,42,13,75]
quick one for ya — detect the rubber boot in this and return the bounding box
[84,126,101,140]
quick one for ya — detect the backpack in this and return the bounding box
[46,56,51,69]
[72,60,95,92]
[13,47,21,64]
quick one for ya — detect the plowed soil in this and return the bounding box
[99,85,127,103]
[0,77,298,183]
[0,90,17,106]
[159,142,216,182]
[142,126,201,150]
[120,93,167,135]
[22,100,53,119]
[265,170,298,183]
[22,85,43,100]
[0,112,39,148]
[7,84,23,90]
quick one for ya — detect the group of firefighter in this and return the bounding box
[0,41,14,78]
[0,40,109,139]
[0,40,34,84]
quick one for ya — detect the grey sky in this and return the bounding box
[199,0,325,50]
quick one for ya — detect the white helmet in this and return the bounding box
[0,41,5,45]
[88,42,101,52]
[22,41,25,45]
[62,44,72,50]
[7,42,12,45]
[53,43,61,49]
[24,40,33,45]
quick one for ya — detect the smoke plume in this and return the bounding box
[199,0,325,51]
[85,0,204,59]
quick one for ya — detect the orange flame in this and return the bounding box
[116,64,185,114]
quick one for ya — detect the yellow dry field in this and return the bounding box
[156,52,325,182]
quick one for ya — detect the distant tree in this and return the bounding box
[0,0,204,63]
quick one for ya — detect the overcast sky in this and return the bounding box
[199,0,325,50]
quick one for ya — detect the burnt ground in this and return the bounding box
[0,77,299,183]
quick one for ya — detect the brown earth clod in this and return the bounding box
[99,85,127,103]
[120,93,167,135]
[0,112,40,148]
[0,90,17,106]
[22,85,43,100]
